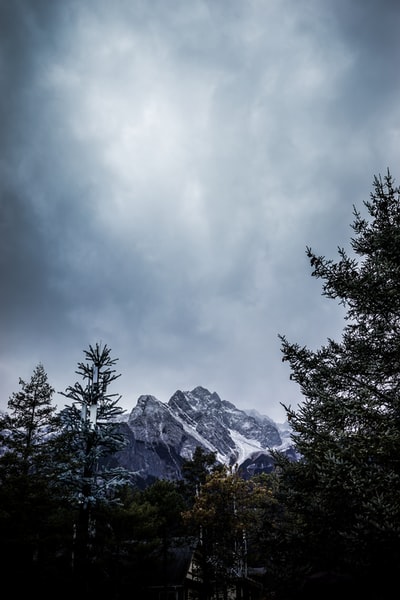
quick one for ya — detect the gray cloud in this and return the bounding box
[1,0,400,421]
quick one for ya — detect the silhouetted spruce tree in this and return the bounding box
[0,363,61,590]
[275,171,400,598]
[58,343,129,594]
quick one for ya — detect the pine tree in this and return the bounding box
[58,343,130,592]
[0,362,57,475]
[0,363,61,590]
[276,171,400,597]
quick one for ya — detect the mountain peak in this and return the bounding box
[136,395,162,410]
[115,386,292,486]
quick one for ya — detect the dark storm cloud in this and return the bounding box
[1,0,400,421]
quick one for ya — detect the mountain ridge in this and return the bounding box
[112,386,294,486]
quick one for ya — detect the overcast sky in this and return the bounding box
[1,0,400,422]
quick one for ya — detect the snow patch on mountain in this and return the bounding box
[229,429,265,466]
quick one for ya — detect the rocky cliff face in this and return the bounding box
[113,386,293,487]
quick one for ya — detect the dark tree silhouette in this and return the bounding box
[274,171,400,599]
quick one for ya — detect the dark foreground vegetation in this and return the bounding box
[1,171,400,599]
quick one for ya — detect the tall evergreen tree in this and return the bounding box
[58,343,129,593]
[0,363,61,591]
[275,171,400,598]
[0,362,57,475]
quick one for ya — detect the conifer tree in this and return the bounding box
[0,363,60,590]
[276,171,400,597]
[58,343,129,591]
[0,362,57,475]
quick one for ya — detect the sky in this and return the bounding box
[1,0,400,423]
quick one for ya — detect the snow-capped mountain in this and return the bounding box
[111,386,294,486]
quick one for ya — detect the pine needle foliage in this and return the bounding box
[275,171,400,597]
